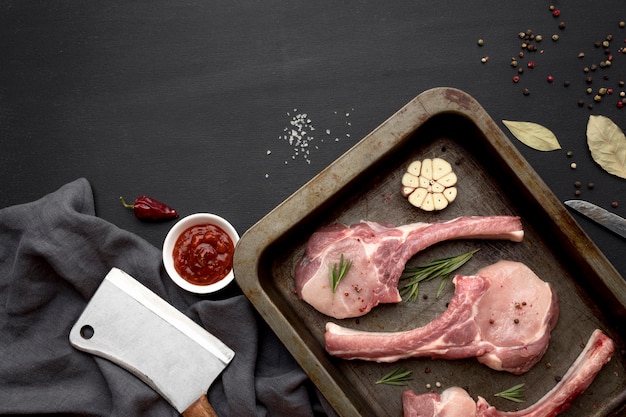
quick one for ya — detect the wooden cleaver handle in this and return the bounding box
[182,394,218,417]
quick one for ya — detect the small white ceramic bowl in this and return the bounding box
[162,213,239,294]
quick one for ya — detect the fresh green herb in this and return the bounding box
[375,367,413,386]
[494,383,525,403]
[400,249,479,301]
[329,254,353,293]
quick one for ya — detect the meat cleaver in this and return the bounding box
[69,268,235,417]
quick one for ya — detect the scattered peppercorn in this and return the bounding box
[567,151,574,157]
[620,21,625,28]
[552,34,559,41]
[547,75,554,83]
[578,52,585,58]
[612,201,619,208]
[555,376,562,382]
[574,181,581,188]
[527,61,535,69]
[477,38,484,46]
[578,99,585,107]
[481,56,489,63]
[523,88,530,96]
[570,162,577,169]
[513,75,520,83]
[559,21,566,30]
[585,76,593,84]
[587,182,595,189]
[552,9,560,17]
[575,190,581,196]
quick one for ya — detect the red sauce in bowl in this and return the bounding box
[172,223,235,286]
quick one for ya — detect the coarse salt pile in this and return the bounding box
[280,110,317,164]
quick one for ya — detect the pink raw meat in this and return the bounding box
[325,261,559,375]
[294,216,524,319]
[402,329,615,417]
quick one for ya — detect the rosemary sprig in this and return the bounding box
[494,383,525,403]
[400,249,479,301]
[329,254,353,293]
[375,367,413,386]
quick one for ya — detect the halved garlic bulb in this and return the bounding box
[401,157,457,211]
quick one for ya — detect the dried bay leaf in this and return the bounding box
[502,120,561,151]
[587,115,626,179]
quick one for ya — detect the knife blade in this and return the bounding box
[564,199,626,239]
[69,268,234,417]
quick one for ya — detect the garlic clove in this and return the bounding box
[431,181,445,193]
[432,158,453,180]
[437,171,457,187]
[420,193,435,211]
[418,176,431,189]
[407,160,422,177]
[402,172,420,188]
[443,187,457,202]
[420,158,433,180]
[401,186,415,197]
[432,193,449,210]
[408,187,427,208]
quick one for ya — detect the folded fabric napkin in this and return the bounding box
[0,178,336,417]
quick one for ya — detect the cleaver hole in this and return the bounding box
[79,325,94,340]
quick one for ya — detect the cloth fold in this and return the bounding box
[0,178,335,417]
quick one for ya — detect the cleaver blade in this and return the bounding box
[69,268,234,417]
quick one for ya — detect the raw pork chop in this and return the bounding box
[294,216,523,319]
[325,261,559,374]
[402,329,615,417]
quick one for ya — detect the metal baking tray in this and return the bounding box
[233,88,626,417]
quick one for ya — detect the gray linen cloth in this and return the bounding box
[0,178,336,417]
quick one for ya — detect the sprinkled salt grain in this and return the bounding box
[278,108,356,165]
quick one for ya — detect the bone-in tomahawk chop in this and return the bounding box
[295,216,524,319]
[402,329,614,417]
[325,261,559,375]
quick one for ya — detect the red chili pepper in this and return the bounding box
[120,196,179,221]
